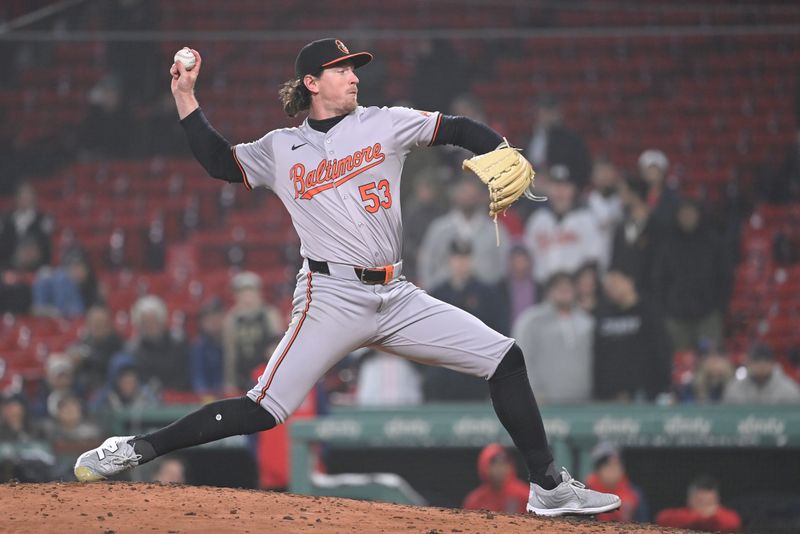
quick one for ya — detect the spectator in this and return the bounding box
[355,348,423,406]
[151,457,187,484]
[11,235,46,273]
[585,442,649,523]
[586,161,623,270]
[682,347,735,403]
[223,272,284,392]
[512,272,594,404]
[450,93,506,138]
[0,269,32,313]
[638,149,681,230]
[723,343,800,404]
[128,295,191,391]
[763,127,800,204]
[429,240,508,335]
[653,200,731,351]
[424,241,500,401]
[501,245,538,327]
[402,176,446,282]
[32,250,99,318]
[0,394,41,442]
[42,395,100,444]
[409,38,467,114]
[463,443,528,513]
[79,75,134,157]
[190,298,226,395]
[69,304,125,396]
[30,353,79,419]
[418,176,510,290]
[656,475,742,532]
[42,394,101,478]
[90,354,159,415]
[574,262,600,315]
[526,95,592,191]
[524,164,602,286]
[609,175,663,295]
[594,269,672,402]
[0,181,53,270]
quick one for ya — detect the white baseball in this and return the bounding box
[174,48,196,70]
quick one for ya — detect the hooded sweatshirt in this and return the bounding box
[462,443,529,513]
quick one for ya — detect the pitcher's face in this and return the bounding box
[310,63,359,116]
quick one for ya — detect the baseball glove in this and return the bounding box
[462,139,539,218]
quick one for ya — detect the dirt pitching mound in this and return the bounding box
[0,482,688,533]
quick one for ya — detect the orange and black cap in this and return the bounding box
[295,38,372,78]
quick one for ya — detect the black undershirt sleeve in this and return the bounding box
[180,107,244,183]
[429,114,504,155]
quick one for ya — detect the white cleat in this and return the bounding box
[74,436,141,482]
[527,469,621,517]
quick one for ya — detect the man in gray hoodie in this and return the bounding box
[512,272,594,404]
[723,343,800,404]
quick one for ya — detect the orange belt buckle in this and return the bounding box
[384,264,394,284]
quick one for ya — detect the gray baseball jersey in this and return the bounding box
[234,106,513,422]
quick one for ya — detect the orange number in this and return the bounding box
[358,183,380,213]
[377,179,392,209]
[359,180,392,213]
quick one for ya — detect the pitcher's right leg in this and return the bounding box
[246,272,378,423]
[76,271,377,481]
[74,396,276,481]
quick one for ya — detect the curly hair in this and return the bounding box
[279,77,312,118]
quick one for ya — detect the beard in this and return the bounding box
[341,94,358,114]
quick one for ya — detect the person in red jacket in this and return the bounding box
[463,443,529,513]
[585,441,649,522]
[656,475,742,532]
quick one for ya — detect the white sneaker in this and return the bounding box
[74,436,141,482]
[527,469,621,516]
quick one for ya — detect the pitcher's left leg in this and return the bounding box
[376,282,620,516]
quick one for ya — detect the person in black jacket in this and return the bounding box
[127,295,190,392]
[594,269,672,402]
[638,149,682,231]
[653,200,731,351]
[609,176,664,296]
[526,95,592,191]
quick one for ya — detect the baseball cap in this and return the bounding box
[537,94,560,109]
[199,296,225,318]
[46,353,73,377]
[638,149,669,172]
[748,342,774,362]
[295,38,373,78]
[231,271,262,292]
[590,441,620,469]
[548,164,572,183]
[449,240,473,256]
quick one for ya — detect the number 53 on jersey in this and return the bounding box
[359,179,392,213]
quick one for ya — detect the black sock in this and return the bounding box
[488,344,561,490]
[132,396,277,463]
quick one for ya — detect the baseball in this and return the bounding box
[174,47,196,70]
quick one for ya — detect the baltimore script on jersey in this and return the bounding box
[290,142,386,199]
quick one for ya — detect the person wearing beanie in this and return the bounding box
[585,442,649,522]
[463,443,529,513]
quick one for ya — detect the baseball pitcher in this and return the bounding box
[75,39,619,516]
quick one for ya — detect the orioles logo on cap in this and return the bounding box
[335,39,349,54]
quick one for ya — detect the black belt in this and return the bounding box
[307,259,397,285]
